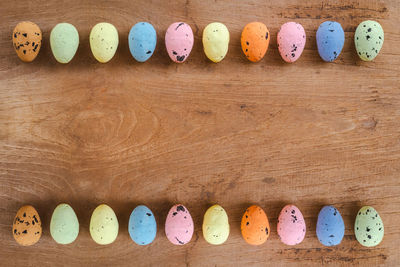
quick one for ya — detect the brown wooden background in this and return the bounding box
[1,0,399,266]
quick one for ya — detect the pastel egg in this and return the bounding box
[50,23,79,63]
[277,22,306,63]
[316,205,344,246]
[355,20,384,61]
[128,22,157,62]
[165,22,193,63]
[12,21,42,62]
[203,22,230,63]
[355,206,384,247]
[202,204,230,245]
[90,22,119,63]
[128,205,157,245]
[241,22,270,62]
[12,205,42,246]
[50,203,79,244]
[241,205,270,245]
[316,21,345,62]
[89,204,119,245]
[165,204,194,245]
[277,204,306,245]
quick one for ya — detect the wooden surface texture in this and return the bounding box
[0,0,399,266]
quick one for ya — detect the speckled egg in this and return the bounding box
[128,205,157,245]
[241,22,270,62]
[89,204,119,245]
[277,22,306,63]
[50,23,79,64]
[128,22,157,62]
[277,204,306,245]
[316,21,345,62]
[316,205,344,246]
[355,206,384,247]
[90,22,119,63]
[241,205,270,245]
[355,20,384,61]
[203,204,230,245]
[12,21,42,62]
[165,22,193,63]
[12,205,42,246]
[203,22,230,63]
[165,204,194,245]
[50,203,79,244]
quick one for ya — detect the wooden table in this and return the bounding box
[1,0,399,266]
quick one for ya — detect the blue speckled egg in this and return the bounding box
[128,205,157,245]
[316,21,345,62]
[316,205,345,246]
[128,22,157,62]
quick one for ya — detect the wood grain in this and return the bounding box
[0,0,399,266]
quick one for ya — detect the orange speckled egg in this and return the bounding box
[241,22,270,62]
[241,205,270,245]
[12,205,42,246]
[12,21,42,62]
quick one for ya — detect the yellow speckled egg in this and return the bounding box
[12,21,42,62]
[202,204,229,245]
[90,204,119,245]
[12,205,42,246]
[90,22,119,63]
[202,22,230,63]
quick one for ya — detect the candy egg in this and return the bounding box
[12,205,42,246]
[355,20,384,61]
[316,21,345,62]
[128,205,157,245]
[316,205,344,246]
[50,203,79,244]
[165,204,194,245]
[277,204,306,245]
[50,23,79,63]
[202,204,230,245]
[277,22,306,63]
[241,205,270,245]
[12,21,42,62]
[241,22,270,62]
[128,22,157,62]
[89,204,119,245]
[89,22,119,63]
[355,206,384,247]
[165,22,194,63]
[202,22,230,63]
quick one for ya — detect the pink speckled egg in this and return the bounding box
[165,204,193,245]
[277,22,306,63]
[165,22,194,63]
[277,204,306,245]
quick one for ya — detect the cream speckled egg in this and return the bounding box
[90,204,119,245]
[90,22,119,63]
[202,204,229,245]
[202,22,230,63]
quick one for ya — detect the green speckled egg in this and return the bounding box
[354,20,384,61]
[90,22,119,63]
[50,23,79,63]
[90,204,119,245]
[354,206,384,247]
[50,203,79,244]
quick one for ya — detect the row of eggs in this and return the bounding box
[12,20,384,64]
[13,203,384,248]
